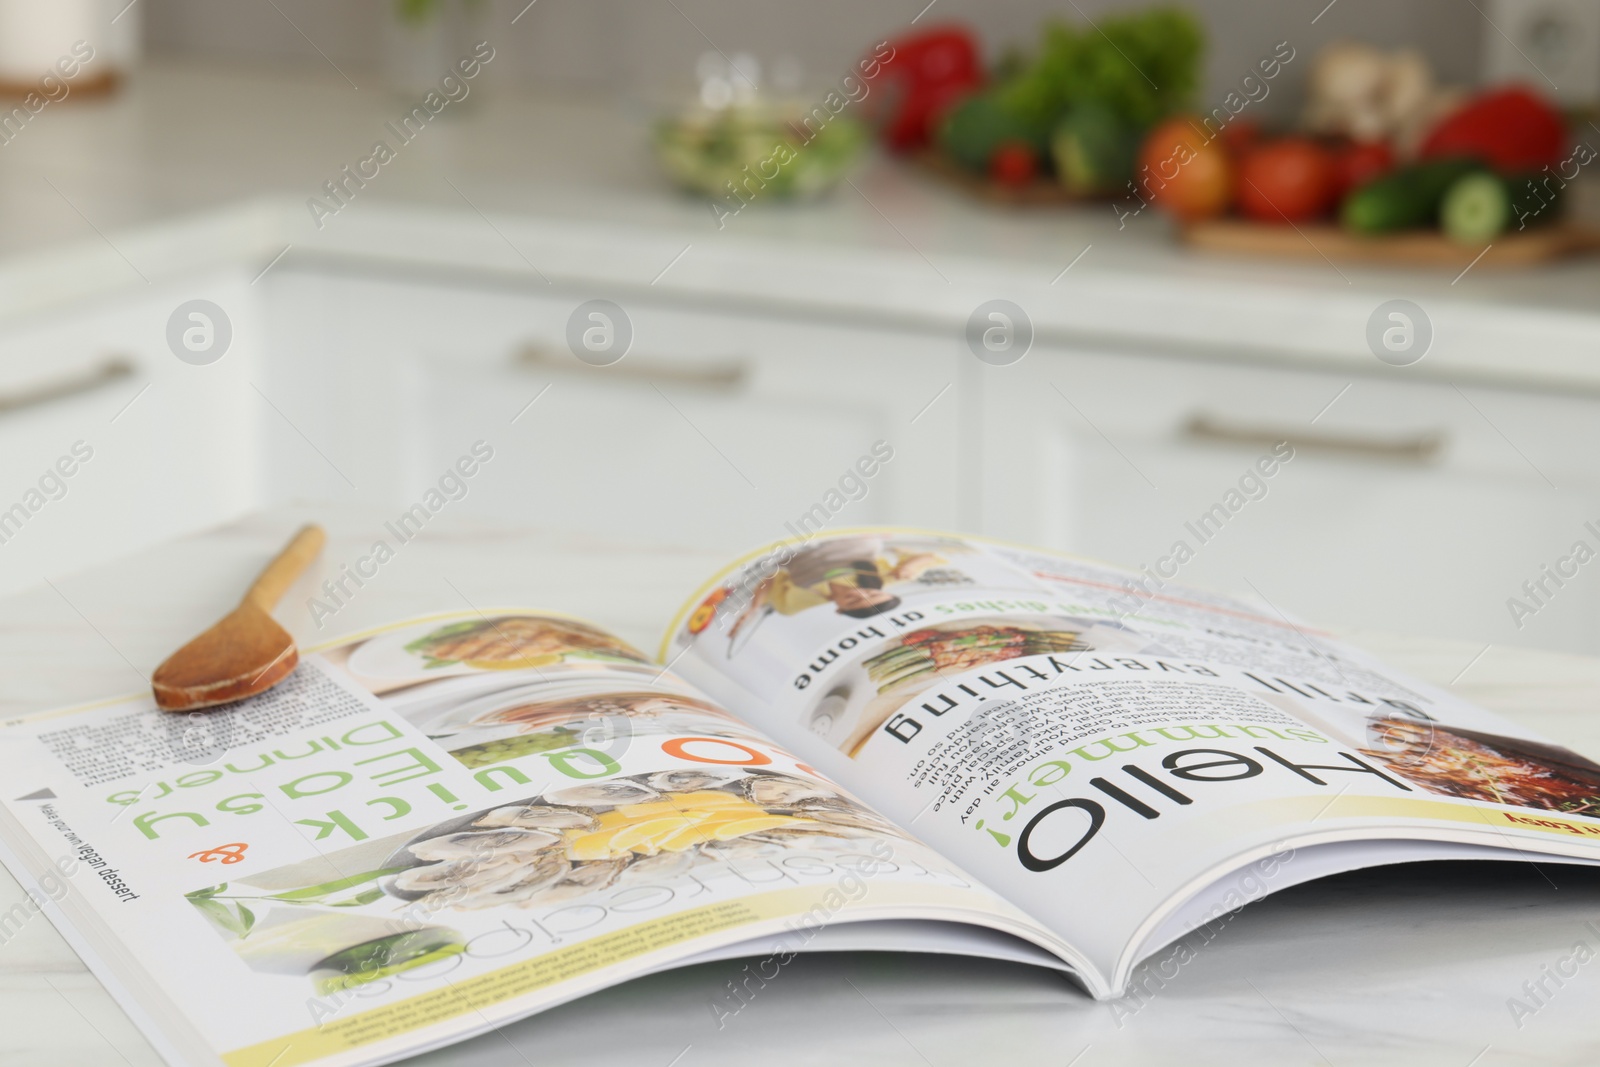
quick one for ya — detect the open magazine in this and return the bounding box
[4,527,1600,1067]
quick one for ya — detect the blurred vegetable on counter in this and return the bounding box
[1234,138,1336,223]
[1340,157,1483,234]
[1153,33,1584,256]
[1332,82,1571,244]
[1440,171,1512,244]
[1052,100,1143,195]
[858,25,984,153]
[1137,116,1232,221]
[995,7,1203,132]
[858,17,1588,261]
[1419,86,1566,173]
[1343,157,1566,245]
[918,6,1202,192]
[1302,42,1460,155]
[938,89,1051,172]
[989,140,1041,186]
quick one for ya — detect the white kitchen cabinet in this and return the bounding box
[978,345,1600,654]
[251,259,1600,655]
[0,273,260,597]
[259,268,967,557]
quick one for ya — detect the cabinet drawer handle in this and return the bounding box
[515,343,746,389]
[0,356,136,416]
[1185,413,1445,461]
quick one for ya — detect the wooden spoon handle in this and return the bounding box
[242,524,326,611]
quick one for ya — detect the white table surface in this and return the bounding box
[4,507,1600,1067]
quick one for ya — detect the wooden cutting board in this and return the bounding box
[1183,219,1600,268]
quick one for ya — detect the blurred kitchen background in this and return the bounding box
[2,0,1600,656]
[149,0,1481,105]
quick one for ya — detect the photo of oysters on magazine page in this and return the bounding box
[186,765,907,996]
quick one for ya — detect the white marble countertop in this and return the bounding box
[4,507,1600,1066]
[4,62,1600,395]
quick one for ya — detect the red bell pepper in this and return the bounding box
[858,25,983,153]
[1419,86,1566,172]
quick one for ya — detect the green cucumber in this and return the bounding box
[1342,158,1485,234]
[1441,172,1510,244]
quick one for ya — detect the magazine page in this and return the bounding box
[661,528,1600,995]
[0,610,1074,1067]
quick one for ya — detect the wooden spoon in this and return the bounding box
[153,524,326,712]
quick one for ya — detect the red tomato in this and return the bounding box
[989,140,1038,186]
[1137,117,1232,222]
[1234,138,1337,223]
[1331,140,1394,201]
